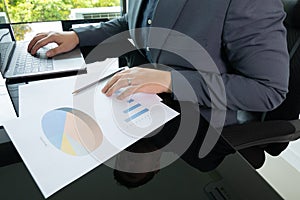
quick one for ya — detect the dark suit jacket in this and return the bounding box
[74,0,289,125]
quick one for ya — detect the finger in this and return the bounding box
[30,34,56,55]
[101,73,123,93]
[118,68,130,75]
[105,78,131,97]
[117,86,138,100]
[46,44,66,57]
[27,33,48,53]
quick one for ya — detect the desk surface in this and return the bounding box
[0,73,283,199]
[0,150,282,200]
[1,77,283,199]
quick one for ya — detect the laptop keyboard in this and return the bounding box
[13,42,53,75]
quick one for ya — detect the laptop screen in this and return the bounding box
[0,28,12,42]
[0,24,14,42]
[0,25,19,117]
[0,24,14,75]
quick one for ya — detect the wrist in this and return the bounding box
[70,31,80,46]
[160,71,172,93]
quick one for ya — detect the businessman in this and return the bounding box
[28,0,289,174]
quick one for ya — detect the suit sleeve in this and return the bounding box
[72,14,129,47]
[171,0,289,112]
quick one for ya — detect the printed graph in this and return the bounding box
[41,108,103,156]
[112,97,166,138]
[122,98,152,126]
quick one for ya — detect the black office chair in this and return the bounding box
[222,0,300,169]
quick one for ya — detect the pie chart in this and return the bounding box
[41,108,103,156]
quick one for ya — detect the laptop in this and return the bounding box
[0,23,86,84]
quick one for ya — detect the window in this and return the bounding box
[70,7,121,20]
[0,0,122,41]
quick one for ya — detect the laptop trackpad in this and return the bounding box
[53,48,85,70]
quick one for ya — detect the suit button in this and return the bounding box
[147,19,152,25]
[146,47,150,51]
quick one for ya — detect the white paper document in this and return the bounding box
[3,61,179,198]
[0,78,17,126]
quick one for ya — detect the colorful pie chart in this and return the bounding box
[41,108,103,156]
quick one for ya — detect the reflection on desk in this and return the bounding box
[0,152,282,200]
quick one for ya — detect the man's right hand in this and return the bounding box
[27,31,80,57]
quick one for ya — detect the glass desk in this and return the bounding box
[0,65,284,200]
[0,140,283,200]
[0,75,285,200]
[0,82,284,199]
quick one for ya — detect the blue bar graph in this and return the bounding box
[125,108,149,123]
[127,99,134,103]
[123,103,141,114]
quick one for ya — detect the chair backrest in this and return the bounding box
[265,0,300,121]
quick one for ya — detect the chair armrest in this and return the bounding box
[222,120,300,150]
